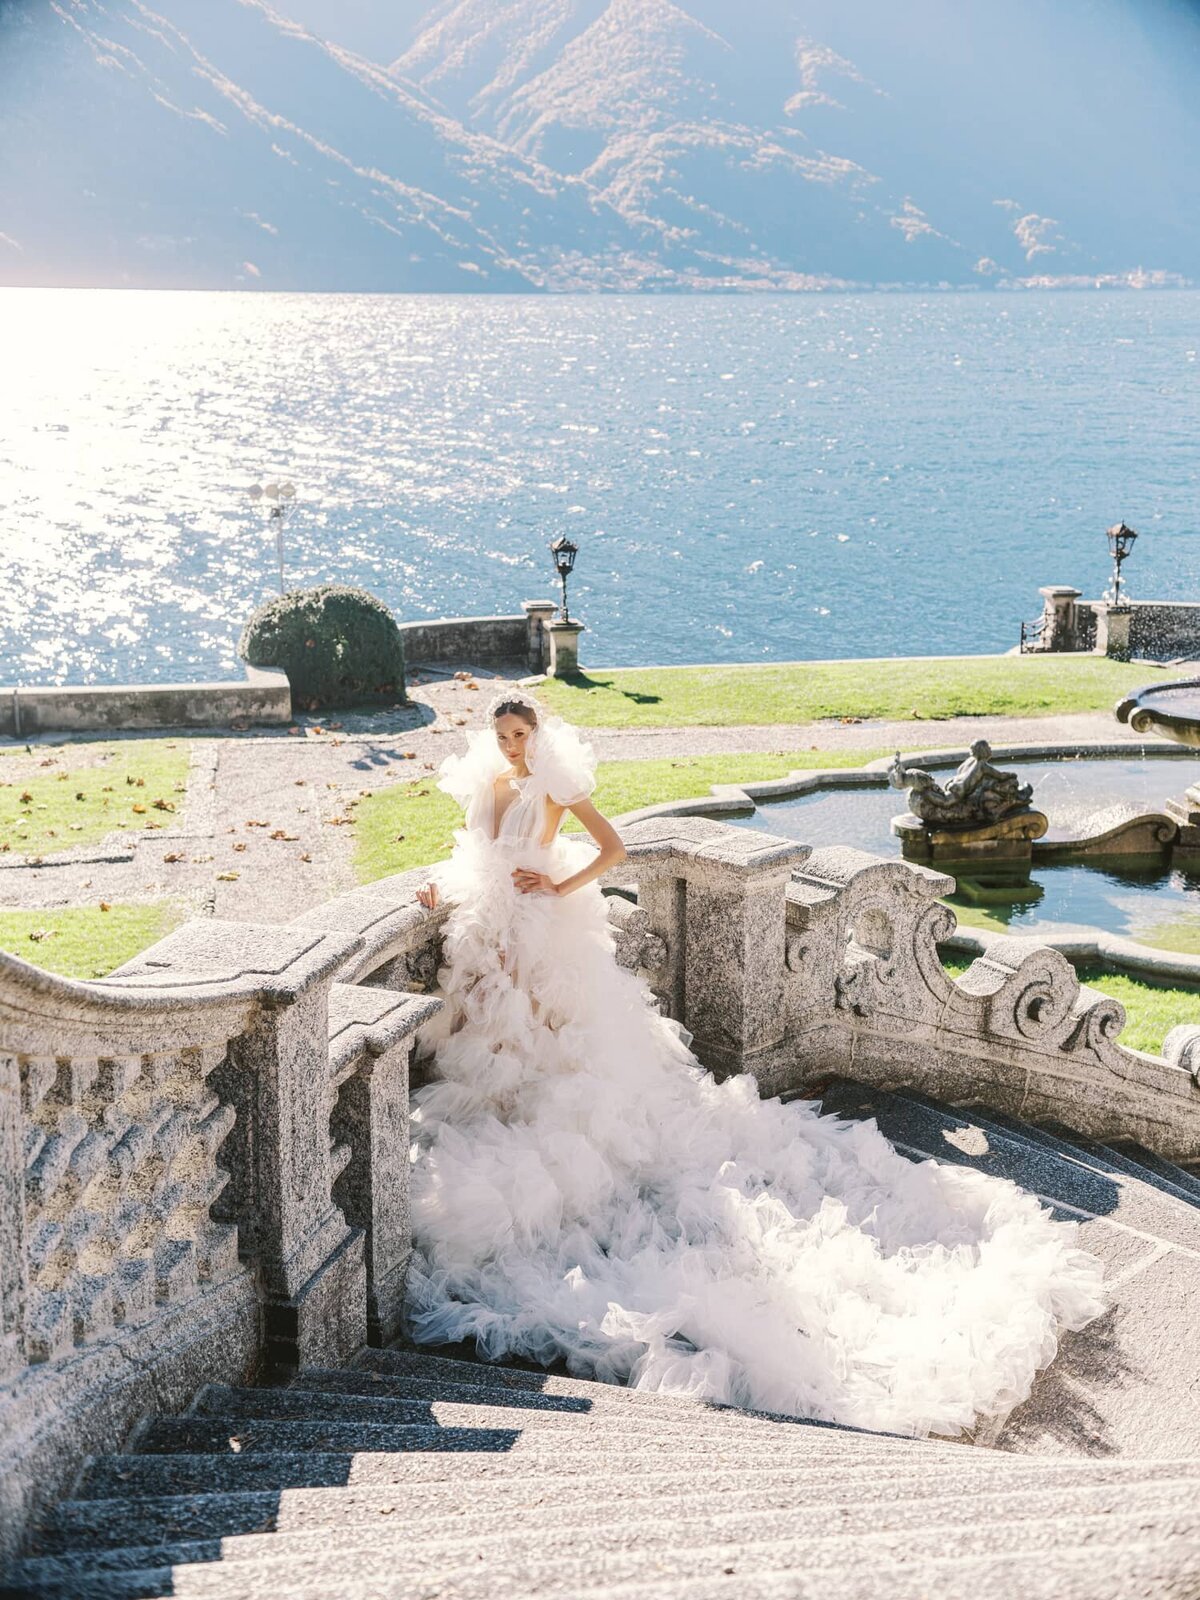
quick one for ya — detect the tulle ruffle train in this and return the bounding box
[409,827,1106,1439]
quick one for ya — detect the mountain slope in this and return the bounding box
[0,0,676,291]
[2,0,1198,290]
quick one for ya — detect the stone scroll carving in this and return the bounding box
[782,845,1200,1161]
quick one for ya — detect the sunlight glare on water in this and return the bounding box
[2,288,1198,684]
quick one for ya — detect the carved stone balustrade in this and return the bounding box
[0,899,442,1561]
[607,826,1200,1163]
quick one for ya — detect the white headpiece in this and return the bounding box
[485,687,545,721]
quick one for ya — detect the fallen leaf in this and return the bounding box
[38,757,55,767]
[216,872,240,882]
[269,830,299,841]
[18,791,32,804]
[131,803,147,814]
[394,834,406,843]
[102,785,114,792]
[28,928,54,942]
[246,820,271,828]
[69,823,83,831]
[99,901,111,912]
[299,852,312,863]
[151,798,176,812]
[163,852,185,863]
[75,791,86,801]
[55,772,68,782]
[232,843,248,853]
[294,779,306,786]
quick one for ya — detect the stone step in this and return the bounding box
[86,1425,1194,1502]
[39,1461,1200,1554]
[922,1094,1200,1214]
[12,1507,1200,1600]
[191,1382,909,1446]
[1043,1124,1200,1212]
[821,1081,1200,1255]
[12,1539,1200,1600]
[548,1541,1200,1600]
[133,1414,967,1464]
[1107,1141,1200,1207]
[14,1476,1200,1588]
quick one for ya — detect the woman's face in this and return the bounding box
[494,712,535,767]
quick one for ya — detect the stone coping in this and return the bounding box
[0,665,291,735]
[620,740,1200,993]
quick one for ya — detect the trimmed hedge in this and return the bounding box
[240,585,406,711]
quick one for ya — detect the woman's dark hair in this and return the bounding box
[491,700,538,726]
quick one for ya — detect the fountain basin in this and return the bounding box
[1116,679,1200,748]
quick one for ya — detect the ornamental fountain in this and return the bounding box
[1117,678,1200,847]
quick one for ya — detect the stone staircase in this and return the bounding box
[5,1084,1200,1600]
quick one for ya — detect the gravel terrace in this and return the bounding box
[0,665,1157,925]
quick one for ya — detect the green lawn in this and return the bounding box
[0,742,191,855]
[0,902,183,980]
[536,656,1156,729]
[942,954,1200,1056]
[352,751,886,882]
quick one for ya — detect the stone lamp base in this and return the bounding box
[892,808,1049,868]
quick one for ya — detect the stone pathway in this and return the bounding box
[0,661,1162,928]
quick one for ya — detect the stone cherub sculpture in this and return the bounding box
[888,739,1034,828]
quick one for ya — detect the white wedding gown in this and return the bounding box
[407,714,1106,1439]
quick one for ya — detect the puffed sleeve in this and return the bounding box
[436,729,507,827]
[529,714,598,807]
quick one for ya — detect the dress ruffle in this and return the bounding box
[410,739,1106,1439]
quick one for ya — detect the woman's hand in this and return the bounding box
[512,867,559,896]
[417,882,440,909]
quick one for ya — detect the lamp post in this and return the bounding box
[550,534,578,623]
[1106,521,1138,606]
[249,480,297,594]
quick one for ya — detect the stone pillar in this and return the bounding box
[522,600,557,674]
[224,985,365,1372]
[1035,586,1082,651]
[548,619,585,678]
[612,819,807,1078]
[333,1040,413,1347]
[1095,603,1133,661]
[0,1050,25,1384]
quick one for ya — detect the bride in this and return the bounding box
[410,689,1104,1438]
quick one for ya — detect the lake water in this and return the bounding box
[2,289,1198,685]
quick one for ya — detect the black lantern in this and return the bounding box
[1106,522,1138,606]
[550,534,579,623]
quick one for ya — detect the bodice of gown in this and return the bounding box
[491,773,556,849]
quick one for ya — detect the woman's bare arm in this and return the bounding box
[513,797,627,896]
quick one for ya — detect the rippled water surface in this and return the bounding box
[2,289,1199,684]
